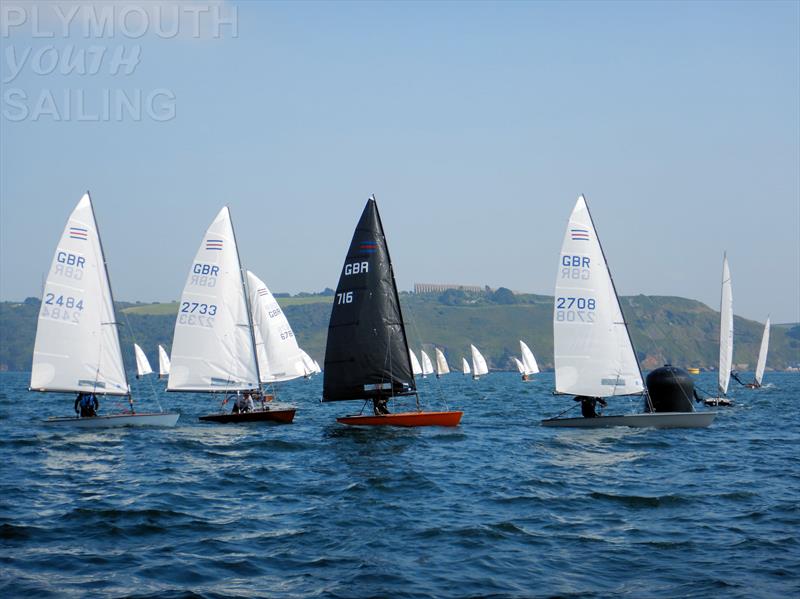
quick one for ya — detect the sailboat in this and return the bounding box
[322,195,463,427]
[750,317,770,388]
[542,195,715,429]
[519,340,539,381]
[409,349,423,377]
[167,207,295,424]
[420,350,434,378]
[470,344,488,380]
[134,344,154,378]
[158,345,170,378]
[461,357,471,375]
[434,348,450,378]
[31,192,179,427]
[704,254,734,407]
[299,349,320,377]
[513,357,526,376]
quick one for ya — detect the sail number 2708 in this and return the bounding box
[555,296,596,322]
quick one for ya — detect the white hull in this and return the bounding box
[542,412,716,429]
[704,397,734,407]
[44,412,180,428]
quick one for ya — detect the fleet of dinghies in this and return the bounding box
[29,192,769,430]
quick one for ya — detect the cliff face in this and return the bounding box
[1,294,798,372]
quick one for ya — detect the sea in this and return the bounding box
[1,370,798,598]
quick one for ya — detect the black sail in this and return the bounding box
[323,197,416,402]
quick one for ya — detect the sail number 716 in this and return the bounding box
[336,291,354,305]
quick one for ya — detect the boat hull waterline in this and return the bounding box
[44,412,180,428]
[337,411,463,427]
[541,412,716,429]
[199,407,296,424]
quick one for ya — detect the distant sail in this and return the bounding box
[462,357,471,375]
[434,348,450,376]
[718,254,733,396]
[409,349,422,376]
[134,344,153,378]
[247,270,306,383]
[30,193,128,396]
[167,207,259,392]
[420,350,434,376]
[158,345,171,378]
[322,197,415,402]
[519,340,539,376]
[470,344,489,376]
[553,195,643,397]
[300,349,319,376]
[754,317,770,386]
[513,357,525,374]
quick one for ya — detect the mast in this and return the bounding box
[229,206,262,390]
[87,190,131,396]
[581,195,647,401]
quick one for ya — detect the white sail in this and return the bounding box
[299,349,319,375]
[718,254,734,396]
[409,349,422,376]
[553,195,644,397]
[470,344,489,376]
[462,357,471,374]
[519,340,540,376]
[167,207,259,392]
[247,270,306,383]
[754,317,770,386]
[434,348,450,376]
[420,350,434,375]
[158,345,171,378]
[134,344,153,377]
[30,193,129,395]
[513,357,526,374]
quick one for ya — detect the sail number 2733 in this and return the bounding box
[178,302,217,327]
[555,296,596,322]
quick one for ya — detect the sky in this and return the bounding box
[1,0,798,323]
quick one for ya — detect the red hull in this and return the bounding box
[199,408,295,424]
[336,411,463,427]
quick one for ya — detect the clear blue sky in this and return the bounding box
[1,0,798,323]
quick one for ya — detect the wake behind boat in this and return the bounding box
[322,195,462,427]
[30,192,179,428]
[542,195,715,429]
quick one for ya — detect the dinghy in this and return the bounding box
[31,193,179,428]
[299,349,320,377]
[704,255,734,407]
[409,349,423,377]
[519,340,539,381]
[322,195,463,427]
[513,357,526,376]
[434,348,450,378]
[168,207,295,424]
[420,350,434,378]
[134,344,153,379]
[470,344,488,380]
[542,195,715,429]
[461,357,471,375]
[750,317,770,388]
[158,345,171,378]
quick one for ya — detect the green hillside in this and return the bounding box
[1,291,798,373]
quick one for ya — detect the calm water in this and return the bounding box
[1,371,798,598]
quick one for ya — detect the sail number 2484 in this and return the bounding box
[555,296,596,322]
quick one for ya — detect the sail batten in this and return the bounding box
[31,193,129,396]
[552,195,643,397]
[323,197,415,402]
[167,207,259,393]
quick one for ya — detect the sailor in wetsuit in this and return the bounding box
[372,398,390,415]
[74,393,99,417]
[574,395,607,418]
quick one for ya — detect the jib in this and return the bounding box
[57,252,85,268]
[562,255,590,268]
[345,261,369,275]
[193,263,219,276]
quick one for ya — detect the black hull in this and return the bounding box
[199,409,295,424]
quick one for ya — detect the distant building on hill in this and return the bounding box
[414,283,485,294]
